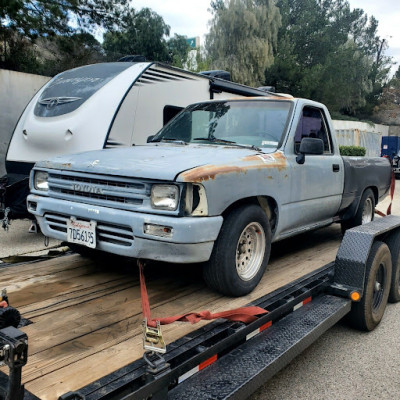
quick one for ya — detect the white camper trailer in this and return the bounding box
[1,61,271,224]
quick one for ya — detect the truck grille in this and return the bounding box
[44,213,134,247]
[48,172,151,211]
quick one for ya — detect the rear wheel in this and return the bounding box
[385,229,400,303]
[203,204,271,297]
[347,241,392,331]
[341,188,375,233]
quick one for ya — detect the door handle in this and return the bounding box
[333,164,340,172]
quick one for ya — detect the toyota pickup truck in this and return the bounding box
[27,97,392,296]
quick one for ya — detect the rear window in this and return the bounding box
[34,63,133,117]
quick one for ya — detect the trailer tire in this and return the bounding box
[341,188,375,234]
[203,204,271,297]
[348,241,392,331]
[384,229,400,303]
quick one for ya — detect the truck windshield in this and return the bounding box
[152,100,292,150]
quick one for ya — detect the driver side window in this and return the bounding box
[294,107,332,154]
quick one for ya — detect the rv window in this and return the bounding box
[34,63,133,118]
[163,106,184,125]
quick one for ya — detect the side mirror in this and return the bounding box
[147,135,155,143]
[296,138,324,164]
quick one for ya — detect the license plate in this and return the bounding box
[67,218,96,248]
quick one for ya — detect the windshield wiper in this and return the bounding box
[234,143,262,152]
[193,137,261,152]
[160,138,187,145]
[193,137,236,144]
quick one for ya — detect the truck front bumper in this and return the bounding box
[27,195,223,263]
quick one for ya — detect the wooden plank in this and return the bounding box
[1,224,342,399]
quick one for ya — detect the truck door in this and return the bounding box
[284,106,344,232]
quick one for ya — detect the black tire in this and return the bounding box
[347,241,392,331]
[385,229,400,303]
[341,188,375,234]
[203,204,271,297]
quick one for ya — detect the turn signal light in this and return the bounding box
[350,291,361,302]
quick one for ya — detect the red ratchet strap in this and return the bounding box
[375,170,395,217]
[138,261,268,328]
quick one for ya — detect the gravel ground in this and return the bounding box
[0,219,61,258]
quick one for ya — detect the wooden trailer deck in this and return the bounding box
[1,224,343,400]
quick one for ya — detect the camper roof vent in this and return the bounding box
[258,86,276,93]
[118,55,146,62]
[200,70,231,81]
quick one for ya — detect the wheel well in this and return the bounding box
[222,196,278,234]
[368,186,378,204]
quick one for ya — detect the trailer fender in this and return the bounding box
[333,215,400,297]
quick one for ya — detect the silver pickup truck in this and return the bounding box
[28,97,391,296]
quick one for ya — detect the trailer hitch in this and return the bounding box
[0,326,28,400]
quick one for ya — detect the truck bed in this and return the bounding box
[1,224,342,400]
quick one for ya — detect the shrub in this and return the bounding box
[339,146,366,156]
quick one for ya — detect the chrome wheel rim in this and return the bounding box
[236,222,266,281]
[362,198,373,224]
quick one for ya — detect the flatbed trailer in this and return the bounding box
[1,216,400,400]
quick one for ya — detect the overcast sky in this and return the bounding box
[132,0,399,75]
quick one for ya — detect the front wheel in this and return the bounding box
[203,204,271,297]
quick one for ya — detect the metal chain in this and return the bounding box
[1,207,11,231]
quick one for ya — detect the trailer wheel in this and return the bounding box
[341,188,375,233]
[203,204,271,297]
[348,241,392,331]
[385,229,400,303]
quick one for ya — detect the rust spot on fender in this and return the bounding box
[181,165,245,182]
[181,152,287,182]
[242,152,287,172]
[61,163,72,168]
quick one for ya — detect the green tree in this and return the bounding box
[266,0,392,116]
[103,7,170,61]
[0,0,130,39]
[167,34,191,68]
[317,41,372,114]
[40,33,105,76]
[0,27,42,73]
[0,0,130,74]
[206,0,281,86]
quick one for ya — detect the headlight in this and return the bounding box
[34,171,49,191]
[151,185,179,210]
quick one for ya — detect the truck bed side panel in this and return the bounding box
[338,156,391,215]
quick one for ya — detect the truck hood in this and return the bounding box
[35,143,273,181]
